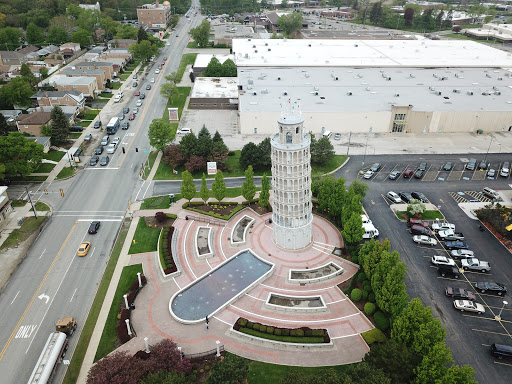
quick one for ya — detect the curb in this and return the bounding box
[324,156,350,176]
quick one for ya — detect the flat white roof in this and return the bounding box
[194,54,235,69]
[238,66,512,113]
[232,39,512,68]
[191,77,238,99]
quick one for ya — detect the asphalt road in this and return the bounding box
[0,5,203,384]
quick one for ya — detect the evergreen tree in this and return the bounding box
[196,125,213,159]
[241,165,256,202]
[179,132,197,158]
[50,106,69,145]
[137,26,148,42]
[200,173,209,204]
[180,171,196,202]
[20,63,37,86]
[257,137,271,169]
[0,113,11,136]
[240,142,260,171]
[259,173,270,208]
[212,170,226,203]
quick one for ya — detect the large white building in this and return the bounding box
[232,39,512,135]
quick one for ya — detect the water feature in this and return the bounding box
[170,250,273,323]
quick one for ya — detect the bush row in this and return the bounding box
[234,317,329,343]
[186,204,245,221]
[160,226,177,274]
[361,328,386,345]
[117,274,147,345]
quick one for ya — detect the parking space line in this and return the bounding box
[381,194,391,206]
[473,328,512,337]
[372,165,387,180]
[494,361,512,367]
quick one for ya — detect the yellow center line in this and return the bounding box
[0,220,79,361]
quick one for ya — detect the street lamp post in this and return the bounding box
[483,135,494,165]
[362,127,372,167]
[496,300,508,321]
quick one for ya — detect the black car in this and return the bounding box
[89,155,99,166]
[399,192,414,203]
[474,282,507,295]
[146,84,152,90]
[122,122,130,130]
[100,156,110,166]
[69,125,84,132]
[478,160,488,170]
[95,145,103,155]
[88,221,101,234]
[445,240,469,250]
[414,170,424,179]
[94,120,102,129]
[411,192,428,203]
[139,93,146,99]
[443,162,453,171]
[438,264,460,279]
[0,178,11,186]
[418,162,427,171]
[123,107,130,114]
[445,287,476,301]
[370,163,381,172]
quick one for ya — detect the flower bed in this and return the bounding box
[160,226,178,274]
[233,317,330,344]
[183,201,245,220]
[117,274,147,344]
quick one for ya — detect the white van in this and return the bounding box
[362,223,379,239]
[114,92,123,103]
[177,127,192,135]
[322,131,332,139]
[482,187,499,200]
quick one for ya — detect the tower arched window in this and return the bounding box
[286,132,292,143]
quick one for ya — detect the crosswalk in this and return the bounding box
[448,191,493,204]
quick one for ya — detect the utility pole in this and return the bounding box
[346,131,352,156]
[25,187,38,218]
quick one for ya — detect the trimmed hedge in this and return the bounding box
[358,271,367,282]
[185,204,245,221]
[362,328,386,345]
[362,290,369,300]
[368,292,376,303]
[159,226,178,274]
[351,288,363,302]
[364,302,376,316]
[374,311,390,331]
[116,274,147,344]
[235,317,329,344]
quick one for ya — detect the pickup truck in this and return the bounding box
[445,240,469,250]
[432,221,455,232]
[438,229,465,241]
[461,258,491,273]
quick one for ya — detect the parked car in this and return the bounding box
[386,191,402,203]
[414,170,424,179]
[88,221,101,234]
[487,169,496,179]
[465,158,477,170]
[150,78,155,83]
[107,143,117,154]
[407,218,428,227]
[132,81,138,87]
[474,282,507,295]
[0,178,11,186]
[438,264,460,278]
[443,162,453,171]
[118,113,125,120]
[363,170,374,179]
[411,225,433,237]
[128,114,135,121]
[69,125,83,132]
[431,255,456,266]
[413,235,437,246]
[84,133,92,141]
[370,163,381,172]
[438,230,465,241]
[146,84,152,90]
[500,161,510,177]
[136,100,143,107]
[445,287,476,301]
[451,249,474,259]
[490,343,512,360]
[399,192,414,203]
[461,258,491,272]
[95,145,103,155]
[432,220,455,232]
[89,155,99,166]
[100,156,110,166]
[478,160,488,170]
[418,162,427,171]
[135,91,140,96]
[453,300,485,314]
[94,120,102,129]
[445,240,469,250]
[122,122,130,130]
[403,169,414,178]
[123,107,130,114]
[101,136,109,146]
[139,93,146,99]
[388,170,400,180]
[411,192,428,203]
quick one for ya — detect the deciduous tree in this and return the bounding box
[349,179,369,199]
[203,57,222,76]
[0,77,34,108]
[180,171,196,202]
[212,170,226,203]
[163,144,185,169]
[413,342,453,384]
[160,82,178,101]
[47,26,68,44]
[71,28,91,48]
[129,40,157,62]
[404,7,414,26]
[189,19,210,48]
[311,136,335,165]
[240,142,259,171]
[200,173,209,204]
[206,353,249,384]
[145,339,192,375]
[375,259,409,319]
[345,362,391,384]
[242,165,256,202]
[278,11,303,37]
[87,351,145,384]
[317,176,335,213]
[257,137,271,169]
[141,371,191,384]
[20,63,37,87]
[328,177,346,224]
[0,27,23,50]
[148,119,172,152]
[0,113,11,136]
[184,155,206,173]
[0,132,44,177]
[342,212,365,245]
[26,22,44,45]
[260,173,270,208]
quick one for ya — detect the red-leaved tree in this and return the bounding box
[163,144,185,169]
[145,339,193,374]
[87,351,147,384]
[185,155,206,173]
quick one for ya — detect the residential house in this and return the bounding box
[0,51,25,65]
[31,90,85,111]
[26,136,51,153]
[0,109,22,124]
[60,43,81,53]
[0,186,13,232]
[33,105,79,123]
[36,45,60,58]
[51,75,99,98]
[108,39,137,49]
[137,0,171,29]
[0,64,14,79]
[79,2,100,11]
[16,110,52,136]
[62,68,106,90]
[265,12,282,33]
[74,61,114,80]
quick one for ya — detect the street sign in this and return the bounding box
[144,150,150,153]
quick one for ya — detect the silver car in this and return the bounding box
[363,170,374,179]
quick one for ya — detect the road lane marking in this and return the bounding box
[38,248,46,260]
[70,288,78,303]
[142,182,152,200]
[135,181,146,201]
[494,361,512,367]
[10,291,20,305]
[0,220,78,362]
[15,325,37,339]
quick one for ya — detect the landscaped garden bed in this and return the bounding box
[184,201,245,220]
[116,273,147,345]
[246,200,272,215]
[159,226,178,274]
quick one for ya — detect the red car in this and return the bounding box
[128,114,135,120]
[403,169,414,178]
[163,57,167,61]
[135,91,140,96]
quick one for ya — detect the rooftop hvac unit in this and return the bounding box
[267,48,271,51]
[261,89,268,94]
[429,86,435,91]
[433,74,438,78]
[410,74,415,78]
[305,73,309,78]
[498,77,503,80]
[253,91,257,95]
[435,91,442,96]
[381,73,387,78]
[439,76,447,81]
[486,73,492,78]
[453,89,461,93]
[308,44,311,47]
[495,91,501,95]
[493,86,498,90]
[252,45,256,48]
[354,44,358,47]
[394,93,400,97]
[467,91,473,95]
[347,92,352,96]
[283,91,287,95]
[365,87,370,91]
[455,73,459,78]
[277,77,281,80]
[247,85,252,90]
[265,42,268,46]
[335,77,339,81]
[248,38,251,41]
[248,79,253,85]
[314,86,319,91]
[312,91,318,96]
[386,77,391,81]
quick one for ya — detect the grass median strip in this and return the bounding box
[56,167,75,180]
[128,218,160,254]
[63,220,130,384]
[141,195,171,210]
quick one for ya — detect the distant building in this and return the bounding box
[16,111,52,136]
[79,2,100,11]
[189,77,238,110]
[108,39,137,49]
[0,186,13,232]
[137,0,171,29]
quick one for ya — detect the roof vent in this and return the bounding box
[308,44,311,47]
[409,74,415,78]
[486,73,492,78]
[386,77,391,81]
[365,87,370,91]
[261,89,268,94]
[439,76,447,81]
[267,48,271,51]
[312,91,318,96]
[495,91,501,95]
[283,91,287,95]
[248,38,251,41]
[498,77,503,80]
[435,91,442,96]
[253,91,257,96]
[248,79,253,85]
[467,91,473,95]
[453,89,461,93]
[252,45,256,48]
[394,93,400,97]
[347,92,352,96]
[335,77,338,81]
[433,74,438,78]
[354,44,358,47]
[265,42,268,46]
[277,77,281,80]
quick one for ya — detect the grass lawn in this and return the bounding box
[9,175,48,182]
[63,221,130,384]
[76,121,92,128]
[30,201,50,211]
[56,167,75,180]
[247,358,351,384]
[443,33,501,45]
[141,195,171,210]
[0,217,46,251]
[33,163,56,173]
[110,83,121,90]
[83,110,100,119]
[161,87,191,125]
[142,152,159,180]
[128,218,160,254]
[69,132,82,139]
[395,210,445,221]
[93,264,143,362]
[177,53,198,83]
[119,73,130,81]
[43,150,65,162]
[311,155,347,175]
[99,93,113,98]
[11,200,27,207]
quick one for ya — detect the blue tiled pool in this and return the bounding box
[170,250,273,322]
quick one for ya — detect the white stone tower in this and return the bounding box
[271,106,312,250]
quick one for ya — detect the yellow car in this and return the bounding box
[77,241,91,257]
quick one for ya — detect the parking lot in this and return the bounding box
[339,154,512,384]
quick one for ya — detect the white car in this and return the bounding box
[150,78,155,83]
[413,235,437,246]
[386,191,402,203]
[431,255,456,266]
[111,137,120,146]
[451,249,474,259]
[155,69,160,74]
[453,300,485,314]
[136,100,143,107]
[363,170,374,179]
[166,42,171,46]
[107,143,117,154]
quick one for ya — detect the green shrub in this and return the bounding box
[351,288,363,302]
[363,284,372,293]
[238,318,247,327]
[282,329,290,336]
[205,365,210,371]
[362,328,386,345]
[368,292,376,303]
[295,329,304,337]
[374,311,390,331]
[253,323,260,331]
[364,302,376,316]
[266,326,274,334]
[352,255,359,264]
[274,328,282,336]
[246,321,254,329]
[290,329,296,337]
[166,213,177,219]
[182,202,189,208]
[305,329,313,337]
[312,329,324,337]
[358,271,367,282]
[362,280,371,288]
[362,290,369,300]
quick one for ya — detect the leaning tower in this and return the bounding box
[271,107,313,250]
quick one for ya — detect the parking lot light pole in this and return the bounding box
[362,127,372,167]
[483,135,494,165]
[496,300,508,321]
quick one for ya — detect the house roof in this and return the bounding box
[35,106,77,119]
[26,136,51,146]
[16,111,51,125]
[18,45,39,55]
[0,51,23,60]
[52,75,96,86]
[63,68,105,76]
[75,61,114,67]
[32,90,85,103]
